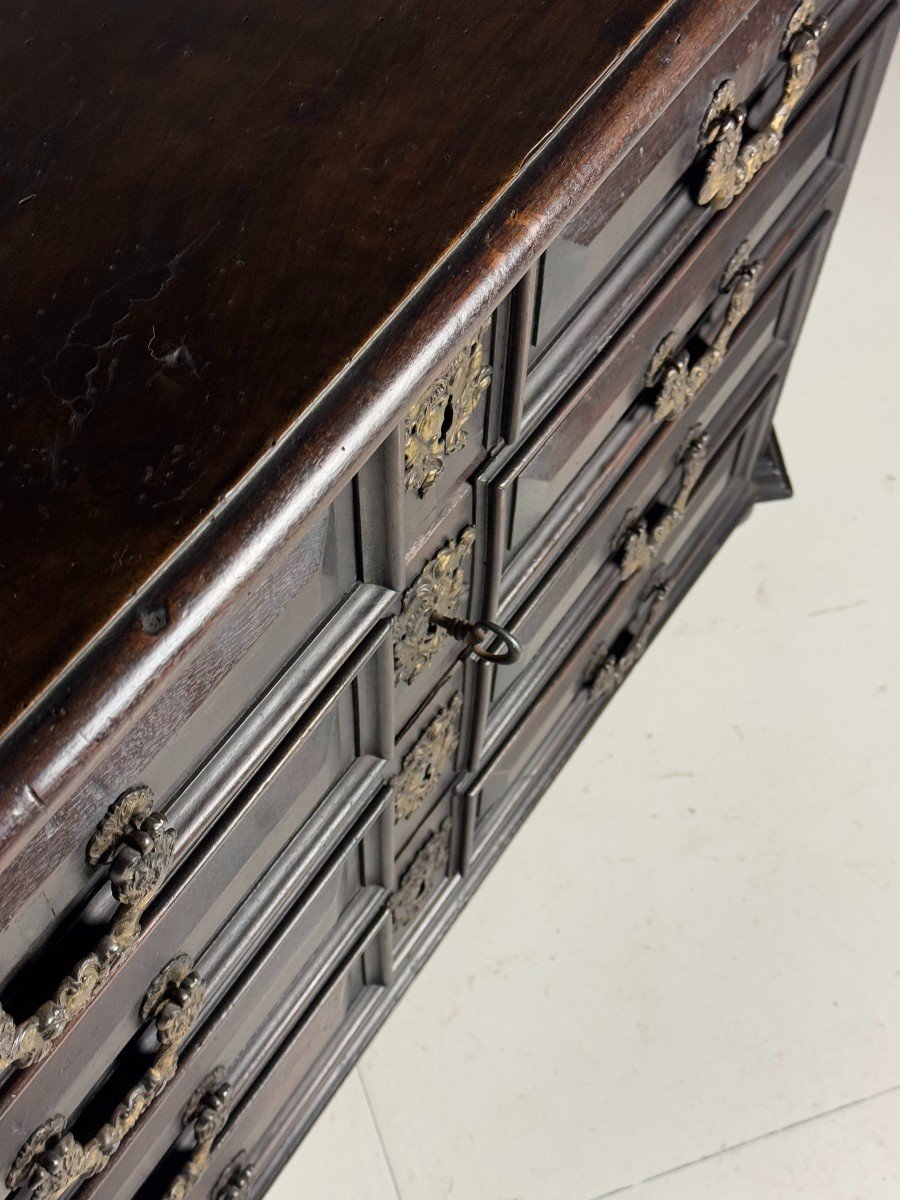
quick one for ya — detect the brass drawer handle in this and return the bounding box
[212,1155,255,1199]
[584,583,669,702]
[163,1070,233,1200]
[646,245,761,425]
[615,431,709,580]
[697,1,827,210]
[6,956,205,1200]
[405,323,492,496]
[0,786,176,1073]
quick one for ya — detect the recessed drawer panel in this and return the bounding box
[0,618,394,1168]
[147,918,387,1200]
[3,802,391,1200]
[484,364,769,762]
[0,455,399,1007]
[470,380,778,855]
[491,183,833,627]
[523,0,889,428]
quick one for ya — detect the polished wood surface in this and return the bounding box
[0,0,672,737]
[0,3,895,1194]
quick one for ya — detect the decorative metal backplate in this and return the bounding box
[647,243,761,424]
[162,1069,233,1200]
[697,1,826,210]
[7,957,206,1199]
[0,786,176,1073]
[405,324,492,496]
[392,693,463,823]
[584,583,669,702]
[389,819,452,931]
[212,1155,255,1199]
[615,431,709,580]
[394,527,475,685]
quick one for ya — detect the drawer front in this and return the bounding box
[470,378,779,854]
[0,620,394,1162]
[7,810,391,1200]
[489,200,835,739]
[501,51,868,614]
[494,55,859,614]
[523,0,889,429]
[0,456,401,1006]
[148,919,388,1200]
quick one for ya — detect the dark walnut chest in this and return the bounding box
[0,1,895,1195]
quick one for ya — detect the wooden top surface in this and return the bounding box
[0,0,676,737]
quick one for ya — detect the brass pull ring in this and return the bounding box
[584,583,670,702]
[430,615,523,665]
[697,1,827,210]
[647,243,762,425]
[0,786,176,1073]
[6,957,206,1200]
[615,431,709,580]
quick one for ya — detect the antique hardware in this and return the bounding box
[162,1070,233,1200]
[584,583,670,702]
[646,244,761,424]
[615,431,709,580]
[0,785,176,1073]
[697,1,827,210]
[392,693,463,823]
[212,1155,255,1199]
[389,819,452,931]
[404,324,492,495]
[394,528,476,685]
[430,615,523,665]
[6,956,205,1200]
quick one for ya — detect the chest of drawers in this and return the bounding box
[0,1,895,1195]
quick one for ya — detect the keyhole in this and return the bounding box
[440,397,455,439]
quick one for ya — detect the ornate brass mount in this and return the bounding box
[393,528,522,685]
[7,956,205,1200]
[405,323,492,496]
[584,583,669,702]
[389,819,452,931]
[697,1,827,210]
[0,785,176,1073]
[392,693,463,823]
[162,1069,233,1200]
[212,1154,255,1199]
[394,528,474,685]
[647,244,762,424]
[615,431,709,580]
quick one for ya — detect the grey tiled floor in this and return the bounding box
[270,47,900,1200]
